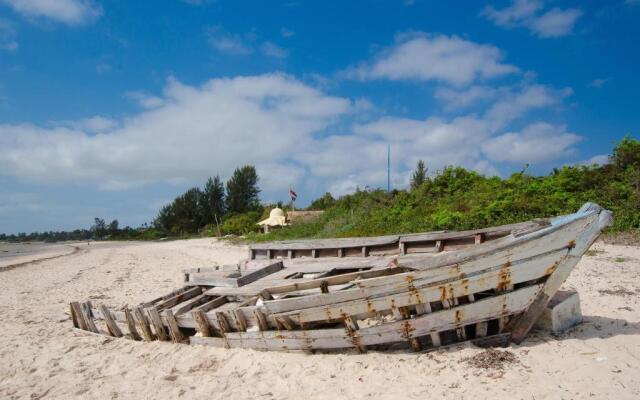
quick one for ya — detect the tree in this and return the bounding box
[226,165,261,214]
[92,218,107,239]
[309,192,335,210]
[108,219,119,236]
[612,136,640,169]
[203,176,225,225]
[172,187,205,233]
[411,160,428,189]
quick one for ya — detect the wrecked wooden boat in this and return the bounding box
[70,202,612,352]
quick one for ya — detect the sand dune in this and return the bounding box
[0,239,638,399]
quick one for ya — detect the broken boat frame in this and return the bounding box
[70,203,612,352]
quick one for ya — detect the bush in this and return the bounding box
[221,212,261,235]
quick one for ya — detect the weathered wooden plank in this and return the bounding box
[358,285,541,346]
[213,286,540,351]
[193,296,228,313]
[254,309,270,331]
[146,307,169,341]
[153,287,202,310]
[343,314,366,353]
[168,294,211,316]
[193,309,212,337]
[70,302,87,331]
[263,266,399,296]
[399,221,544,244]
[98,304,123,337]
[274,250,565,323]
[249,235,400,251]
[165,309,184,343]
[81,302,99,333]
[233,309,248,332]
[133,307,155,341]
[415,302,440,347]
[124,307,141,340]
[139,286,196,308]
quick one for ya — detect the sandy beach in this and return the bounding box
[0,238,638,400]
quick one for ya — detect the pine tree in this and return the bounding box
[203,176,225,225]
[411,160,427,189]
[226,165,261,214]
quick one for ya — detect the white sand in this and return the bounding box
[0,239,638,399]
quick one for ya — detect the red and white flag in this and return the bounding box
[289,187,297,201]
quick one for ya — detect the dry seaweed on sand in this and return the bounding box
[598,286,637,297]
[462,349,518,370]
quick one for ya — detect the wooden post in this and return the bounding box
[146,307,169,341]
[233,309,248,332]
[435,240,444,252]
[124,308,141,340]
[165,309,184,343]
[254,310,269,331]
[343,314,366,353]
[81,302,99,333]
[216,312,231,348]
[320,280,329,294]
[193,310,212,337]
[99,304,123,337]
[278,316,295,331]
[361,246,368,257]
[133,307,155,341]
[70,302,87,331]
[415,302,441,347]
[474,233,485,245]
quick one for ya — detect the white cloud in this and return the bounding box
[578,154,609,166]
[53,115,118,133]
[482,122,581,163]
[531,8,583,38]
[125,91,165,109]
[588,77,611,88]
[0,74,352,191]
[482,0,582,38]
[0,18,18,51]
[207,26,253,55]
[344,33,519,86]
[0,0,102,25]
[483,84,571,130]
[435,85,498,111]
[261,41,288,58]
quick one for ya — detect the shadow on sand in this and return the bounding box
[519,314,640,347]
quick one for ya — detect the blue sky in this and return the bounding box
[0,0,638,234]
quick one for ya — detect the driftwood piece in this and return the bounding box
[133,307,154,341]
[124,308,141,340]
[99,304,123,337]
[70,302,87,330]
[165,309,185,343]
[193,310,212,337]
[81,302,99,333]
[146,307,169,341]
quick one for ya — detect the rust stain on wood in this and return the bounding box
[497,261,512,292]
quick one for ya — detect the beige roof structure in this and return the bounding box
[257,207,288,227]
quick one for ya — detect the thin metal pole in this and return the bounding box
[387,144,390,192]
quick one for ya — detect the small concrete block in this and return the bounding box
[534,290,583,333]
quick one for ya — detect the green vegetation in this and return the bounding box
[153,165,262,236]
[249,136,640,242]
